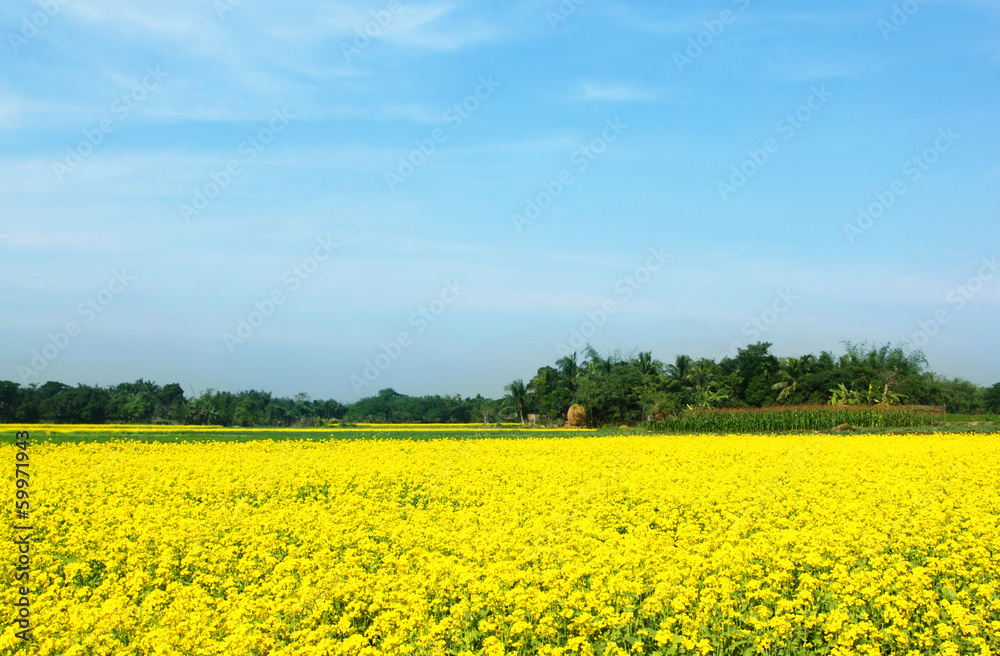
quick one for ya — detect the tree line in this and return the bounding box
[2,342,998,426]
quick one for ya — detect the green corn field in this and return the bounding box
[645,405,942,433]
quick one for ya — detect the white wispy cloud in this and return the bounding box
[578,82,659,103]
[9,1,507,127]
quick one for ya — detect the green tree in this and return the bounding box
[684,358,727,409]
[634,351,660,377]
[0,381,21,422]
[157,383,187,422]
[719,342,779,407]
[528,366,572,421]
[473,395,496,425]
[667,355,694,385]
[582,346,612,376]
[39,385,109,423]
[556,353,579,390]
[771,355,813,402]
[631,351,666,418]
[188,389,238,426]
[798,352,851,403]
[574,348,644,425]
[689,358,717,390]
[838,340,926,403]
[504,379,529,425]
[983,382,1000,414]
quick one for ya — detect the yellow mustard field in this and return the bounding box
[0,424,573,434]
[2,433,999,656]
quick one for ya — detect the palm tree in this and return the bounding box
[772,356,812,402]
[583,346,611,375]
[634,351,659,377]
[667,355,694,385]
[690,358,716,390]
[556,353,579,388]
[680,359,723,409]
[504,379,528,425]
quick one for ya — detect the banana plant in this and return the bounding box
[829,383,859,406]
[687,385,729,410]
[877,383,904,406]
[830,382,903,406]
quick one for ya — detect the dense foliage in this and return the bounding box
[519,341,998,425]
[2,341,998,426]
[0,380,346,427]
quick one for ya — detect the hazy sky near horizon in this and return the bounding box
[1,0,998,401]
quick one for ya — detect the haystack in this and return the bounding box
[567,404,586,427]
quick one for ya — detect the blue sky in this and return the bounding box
[1,0,998,401]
